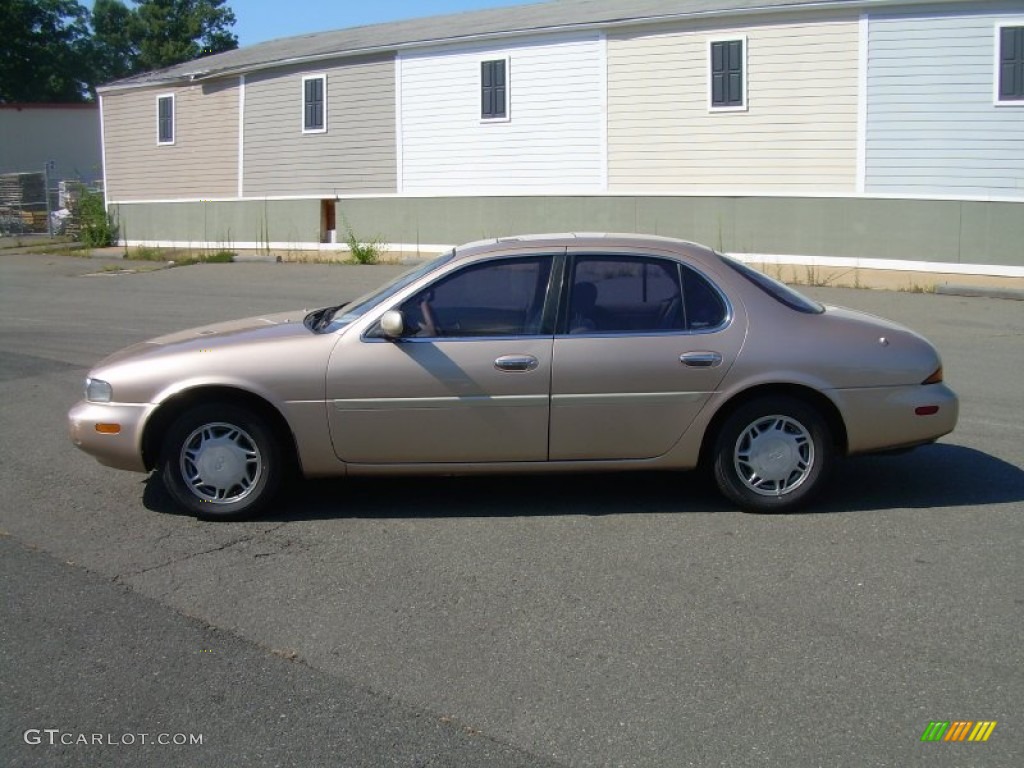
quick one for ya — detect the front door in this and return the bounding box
[326,255,556,464]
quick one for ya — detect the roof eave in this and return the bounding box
[96,0,969,93]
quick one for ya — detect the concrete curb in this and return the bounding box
[935,284,1024,301]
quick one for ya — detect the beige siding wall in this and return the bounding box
[608,15,859,193]
[103,81,238,201]
[243,56,396,196]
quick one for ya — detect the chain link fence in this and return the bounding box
[0,172,102,238]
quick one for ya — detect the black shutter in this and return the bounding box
[711,40,744,107]
[158,97,173,143]
[1000,27,1024,101]
[305,78,324,130]
[482,60,506,118]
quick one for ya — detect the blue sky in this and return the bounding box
[233,0,544,46]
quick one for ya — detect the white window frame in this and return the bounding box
[480,56,511,124]
[301,74,328,134]
[994,21,1024,106]
[156,93,175,145]
[707,35,748,113]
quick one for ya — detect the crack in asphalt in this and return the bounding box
[112,522,288,582]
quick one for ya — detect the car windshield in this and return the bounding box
[313,251,455,332]
[719,255,825,314]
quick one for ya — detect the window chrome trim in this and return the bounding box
[362,332,555,344]
[553,324,729,340]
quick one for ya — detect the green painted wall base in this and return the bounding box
[112,195,1024,269]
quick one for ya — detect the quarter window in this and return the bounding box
[481,59,508,120]
[399,257,552,338]
[998,25,1024,102]
[710,38,746,109]
[157,95,174,145]
[565,255,726,334]
[303,75,326,132]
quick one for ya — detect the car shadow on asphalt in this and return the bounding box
[142,443,1023,521]
[812,443,1024,514]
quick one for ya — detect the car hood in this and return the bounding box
[94,310,313,368]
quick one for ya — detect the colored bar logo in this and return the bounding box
[921,721,997,742]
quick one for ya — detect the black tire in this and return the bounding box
[712,396,833,513]
[159,403,282,521]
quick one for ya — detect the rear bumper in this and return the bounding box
[832,384,958,455]
[68,400,150,472]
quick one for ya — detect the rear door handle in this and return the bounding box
[495,355,539,372]
[680,351,723,368]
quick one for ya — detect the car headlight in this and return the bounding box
[85,378,113,403]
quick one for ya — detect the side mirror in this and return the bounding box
[379,310,405,339]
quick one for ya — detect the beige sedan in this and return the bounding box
[69,234,957,519]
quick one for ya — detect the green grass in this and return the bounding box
[170,250,236,267]
[897,281,935,294]
[124,247,236,265]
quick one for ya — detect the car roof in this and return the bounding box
[452,233,717,261]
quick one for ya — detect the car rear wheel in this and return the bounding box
[160,403,281,521]
[712,396,832,513]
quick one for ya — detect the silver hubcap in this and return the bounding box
[734,414,814,497]
[180,422,262,504]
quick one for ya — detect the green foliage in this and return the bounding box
[339,212,387,265]
[74,189,118,247]
[130,0,238,74]
[0,1,239,101]
[0,0,93,102]
[91,0,139,83]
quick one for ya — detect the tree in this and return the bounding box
[91,0,238,86]
[130,0,238,73]
[0,0,239,101]
[91,0,138,84]
[0,0,93,102]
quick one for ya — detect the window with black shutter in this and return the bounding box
[481,59,508,119]
[710,39,745,109]
[303,75,326,132]
[157,95,174,144]
[999,26,1024,102]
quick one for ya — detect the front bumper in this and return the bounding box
[833,383,959,455]
[68,400,150,472]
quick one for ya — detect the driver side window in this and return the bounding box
[399,256,553,338]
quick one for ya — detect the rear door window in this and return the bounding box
[564,255,727,334]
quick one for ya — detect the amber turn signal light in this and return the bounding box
[94,423,121,434]
[922,367,943,385]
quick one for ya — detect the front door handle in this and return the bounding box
[495,355,539,372]
[680,351,723,368]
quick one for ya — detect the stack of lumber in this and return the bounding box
[0,173,47,234]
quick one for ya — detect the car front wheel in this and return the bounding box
[712,396,833,513]
[159,403,281,520]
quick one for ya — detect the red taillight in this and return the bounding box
[915,406,939,416]
[922,366,943,385]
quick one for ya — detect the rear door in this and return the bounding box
[549,249,745,460]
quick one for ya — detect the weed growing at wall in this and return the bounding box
[75,190,118,247]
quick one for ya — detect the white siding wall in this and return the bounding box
[866,5,1024,197]
[399,35,605,194]
[607,16,859,193]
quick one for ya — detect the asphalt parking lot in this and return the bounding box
[1,252,1021,767]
